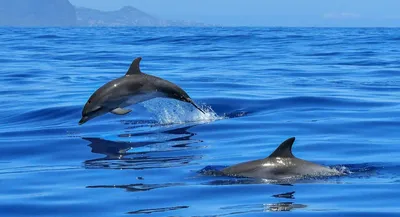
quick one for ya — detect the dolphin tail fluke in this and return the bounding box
[188,100,205,114]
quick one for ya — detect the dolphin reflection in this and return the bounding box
[83,124,202,170]
[220,191,307,214]
[266,202,307,212]
[84,137,156,159]
[87,183,183,192]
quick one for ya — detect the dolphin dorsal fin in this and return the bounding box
[268,137,296,158]
[126,57,142,75]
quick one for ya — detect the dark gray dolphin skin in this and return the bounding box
[222,137,342,180]
[79,57,205,125]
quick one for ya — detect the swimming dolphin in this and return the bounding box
[222,137,342,180]
[79,57,205,125]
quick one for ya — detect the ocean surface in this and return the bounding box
[0,27,399,216]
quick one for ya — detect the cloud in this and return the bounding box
[323,12,361,19]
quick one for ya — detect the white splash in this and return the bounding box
[331,165,352,175]
[142,99,224,125]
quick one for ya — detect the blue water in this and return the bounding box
[1,27,400,216]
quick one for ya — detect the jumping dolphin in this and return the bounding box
[79,57,205,125]
[222,137,343,180]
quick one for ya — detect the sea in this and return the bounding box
[0,27,399,216]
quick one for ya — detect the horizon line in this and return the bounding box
[1,25,400,28]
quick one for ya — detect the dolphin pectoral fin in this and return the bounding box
[111,108,132,115]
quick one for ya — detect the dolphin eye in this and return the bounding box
[88,100,91,104]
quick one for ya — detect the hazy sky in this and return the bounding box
[69,0,400,27]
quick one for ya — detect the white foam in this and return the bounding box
[331,165,352,175]
[142,99,224,125]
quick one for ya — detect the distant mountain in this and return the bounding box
[0,0,207,27]
[0,0,76,26]
[75,6,208,27]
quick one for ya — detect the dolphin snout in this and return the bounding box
[79,116,89,125]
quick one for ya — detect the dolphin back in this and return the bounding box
[221,137,343,180]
